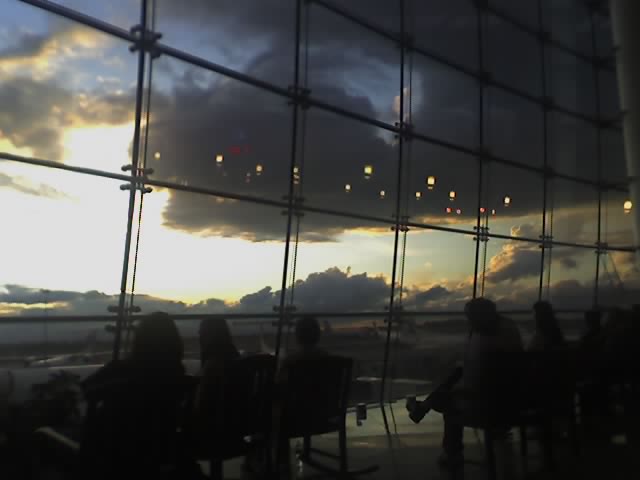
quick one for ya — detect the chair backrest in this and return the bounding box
[523,348,578,411]
[80,373,193,475]
[209,354,277,442]
[280,355,352,438]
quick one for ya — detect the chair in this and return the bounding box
[517,349,580,472]
[458,352,527,480]
[192,354,276,480]
[275,355,378,478]
[34,372,196,480]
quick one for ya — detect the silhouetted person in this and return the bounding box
[528,301,566,351]
[407,298,523,469]
[194,318,240,416]
[198,317,240,371]
[277,316,328,383]
[77,312,194,479]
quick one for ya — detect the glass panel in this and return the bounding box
[146,55,292,204]
[547,48,596,118]
[599,71,621,122]
[0,162,129,364]
[0,3,137,172]
[410,55,478,149]
[48,0,139,29]
[385,312,469,408]
[410,0,478,70]
[300,108,398,220]
[286,213,394,405]
[127,187,287,315]
[544,0,593,55]
[486,14,542,97]
[597,250,639,309]
[405,140,479,232]
[155,0,295,87]
[603,189,634,248]
[307,4,400,124]
[486,88,544,168]
[594,15,614,60]
[480,237,541,307]
[489,0,539,29]
[601,129,627,186]
[548,112,598,182]
[550,179,599,245]
[400,229,476,312]
[483,163,544,239]
[546,246,596,309]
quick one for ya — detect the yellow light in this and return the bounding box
[426,176,436,190]
[503,195,511,207]
[345,183,351,193]
[216,154,224,165]
[449,190,456,201]
[624,200,633,213]
[364,165,373,179]
[415,191,422,200]
[379,190,386,199]
[293,166,299,174]
[154,151,161,160]
[256,164,263,175]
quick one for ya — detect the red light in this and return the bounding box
[446,207,452,214]
[480,207,486,213]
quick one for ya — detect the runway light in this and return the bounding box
[415,191,422,200]
[379,190,386,199]
[364,165,373,180]
[449,190,456,201]
[480,207,486,214]
[255,164,263,176]
[426,176,436,190]
[446,207,452,214]
[345,183,351,193]
[503,195,511,207]
[154,152,161,160]
[491,209,497,216]
[456,208,462,215]
[216,154,224,166]
[624,200,633,214]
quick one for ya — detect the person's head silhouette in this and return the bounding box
[199,318,235,366]
[295,315,322,349]
[131,312,183,366]
[465,298,499,335]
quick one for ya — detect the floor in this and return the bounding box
[217,397,640,480]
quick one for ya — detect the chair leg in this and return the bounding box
[339,426,348,474]
[210,459,223,480]
[519,425,528,458]
[303,435,311,460]
[569,407,580,456]
[484,430,497,480]
[542,419,555,472]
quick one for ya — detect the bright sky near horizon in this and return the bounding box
[0,0,635,316]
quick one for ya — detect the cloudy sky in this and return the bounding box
[0,0,636,318]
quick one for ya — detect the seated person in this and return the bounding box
[193,318,240,417]
[76,312,196,478]
[407,298,523,469]
[528,301,567,352]
[277,315,328,384]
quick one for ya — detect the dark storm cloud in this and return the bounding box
[0,30,51,62]
[143,0,613,241]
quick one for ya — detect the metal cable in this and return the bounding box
[123,0,156,354]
